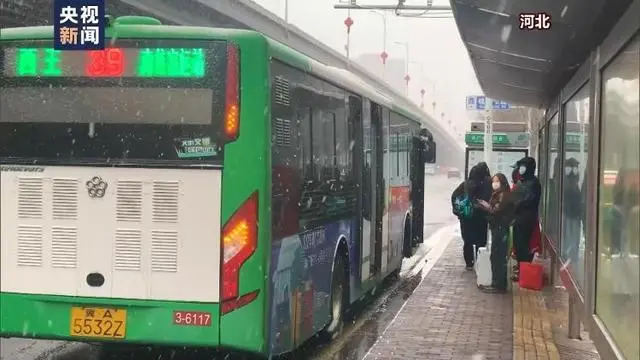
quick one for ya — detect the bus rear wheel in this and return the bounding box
[403,217,413,258]
[322,254,347,339]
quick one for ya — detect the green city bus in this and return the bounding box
[0,16,436,357]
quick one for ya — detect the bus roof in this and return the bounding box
[0,24,260,42]
[264,36,425,124]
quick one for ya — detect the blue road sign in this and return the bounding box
[54,0,105,51]
[466,95,487,110]
[466,96,476,110]
[476,96,486,110]
[491,99,511,110]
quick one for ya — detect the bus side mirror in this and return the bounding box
[425,140,436,164]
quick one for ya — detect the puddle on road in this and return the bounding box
[297,269,425,360]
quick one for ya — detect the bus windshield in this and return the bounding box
[0,39,230,164]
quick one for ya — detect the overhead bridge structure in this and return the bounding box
[0,0,464,168]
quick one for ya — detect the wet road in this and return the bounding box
[1,175,460,360]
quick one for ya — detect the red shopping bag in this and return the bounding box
[519,262,544,291]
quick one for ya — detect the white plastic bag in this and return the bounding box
[476,247,492,287]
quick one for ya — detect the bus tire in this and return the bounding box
[403,216,413,258]
[322,253,347,339]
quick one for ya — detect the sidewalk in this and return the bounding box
[364,230,601,360]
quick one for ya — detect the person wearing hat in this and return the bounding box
[451,162,492,270]
[510,157,542,280]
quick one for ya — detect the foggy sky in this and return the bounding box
[255,0,483,139]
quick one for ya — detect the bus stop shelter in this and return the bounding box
[451,0,640,359]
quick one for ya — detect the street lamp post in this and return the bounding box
[394,41,409,96]
[283,0,290,38]
[484,109,493,168]
[284,0,289,23]
[369,11,388,80]
[410,60,427,107]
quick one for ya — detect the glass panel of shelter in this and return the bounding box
[545,114,561,245]
[561,83,590,289]
[594,33,639,360]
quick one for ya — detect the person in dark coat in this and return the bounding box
[510,157,542,280]
[510,166,541,268]
[451,163,492,270]
[476,172,514,292]
[562,157,582,270]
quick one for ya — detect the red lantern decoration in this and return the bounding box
[344,17,354,34]
[380,51,388,65]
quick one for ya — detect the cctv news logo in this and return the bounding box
[519,12,552,31]
[53,0,105,50]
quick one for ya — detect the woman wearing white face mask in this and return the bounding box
[476,173,514,292]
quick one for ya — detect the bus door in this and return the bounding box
[359,99,383,282]
[370,102,385,278]
[410,136,426,248]
[379,108,390,274]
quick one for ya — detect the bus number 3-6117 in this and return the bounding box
[173,311,212,327]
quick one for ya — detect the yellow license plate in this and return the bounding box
[69,307,127,339]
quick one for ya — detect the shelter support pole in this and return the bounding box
[568,292,582,339]
[483,110,493,169]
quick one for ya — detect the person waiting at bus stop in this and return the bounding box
[510,157,542,281]
[475,173,514,293]
[451,162,492,270]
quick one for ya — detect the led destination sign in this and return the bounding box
[3,47,207,78]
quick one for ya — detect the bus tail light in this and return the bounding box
[221,192,257,310]
[223,43,240,140]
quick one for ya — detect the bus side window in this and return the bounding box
[269,65,304,239]
[271,62,359,233]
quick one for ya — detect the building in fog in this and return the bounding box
[354,53,407,96]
